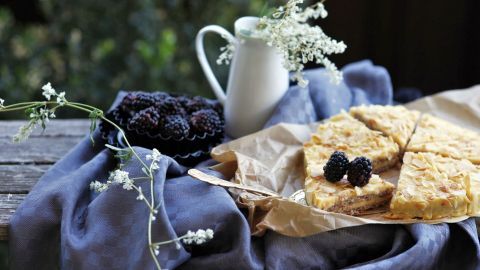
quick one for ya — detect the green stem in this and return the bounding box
[148,212,162,270]
[0,105,39,113]
[152,235,186,247]
[1,99,162,269]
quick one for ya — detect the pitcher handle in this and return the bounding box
[195,25,236,105]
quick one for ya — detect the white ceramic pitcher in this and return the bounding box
[196,16,289,138]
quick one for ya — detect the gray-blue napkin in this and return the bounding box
[9,60,480,270]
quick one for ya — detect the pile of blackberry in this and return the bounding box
[323,151,373,187]
[100,91,225,165]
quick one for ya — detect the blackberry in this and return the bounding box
[211,101,224,116]
[175,95,191,108]
[183,96,211,114]
[347,157,373,187]
[128,107,160,132]
[153,92,169,103]
[161,114,190,139]
[122,93,156,113]
[189,109,223,135]
[323,151,349,182]
[157,97,186,116]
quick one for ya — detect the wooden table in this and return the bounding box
[0,120,90,241]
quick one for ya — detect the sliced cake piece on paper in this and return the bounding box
[303,113,397,215]
[304,173,395,216]
[306,112,400,174]
[467,165,480,216]
[406,114,480,164]
[349,105,421,152]
[389,152,475,219]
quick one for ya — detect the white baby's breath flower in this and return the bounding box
[39,108,51,123]
[41,82,57,101]
[13,119,38,143]
[216,42,235,65]
[0,98,4,108]
[151,162,159,171]
[56,92,66,106]
[109,169,130,184]
[255,0,346,86]
[91,169,135,193]
[136,187,144,201]
[122,178,134,190]
[147,148,161,171]
[89,180,109,192]
[146,148,161,162]
[151,213,157,221]
[182,228,214,245]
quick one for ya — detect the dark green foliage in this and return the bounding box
[0,0,282,119]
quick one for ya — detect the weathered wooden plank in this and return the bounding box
[0,137,85,164]
[0,165,50,194]
[0,119,90,138]
[0,194,25,241]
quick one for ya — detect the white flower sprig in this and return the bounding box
[216,0,346,88]
[259,0,346,87]
[1,83,214,270]
[216,37,235,65]
[151,228,214,256]
[182,229,214,245]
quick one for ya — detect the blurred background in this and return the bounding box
[0,0,479,266]
[0,0,479,118]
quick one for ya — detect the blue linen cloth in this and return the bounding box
[9,60,480,269]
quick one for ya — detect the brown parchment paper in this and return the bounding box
[206,85,480,237]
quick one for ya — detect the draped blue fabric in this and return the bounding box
[10,61,479,270]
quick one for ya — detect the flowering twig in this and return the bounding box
[0,83,214,270]
[216,0,346,87]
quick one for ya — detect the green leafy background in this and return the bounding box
[0,0,282,119]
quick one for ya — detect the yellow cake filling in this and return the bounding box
[389,152,475,219]
[349,105,420,151]
[406,114,480,164]
[305,112,399,174]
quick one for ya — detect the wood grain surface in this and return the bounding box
[0,120,89,240]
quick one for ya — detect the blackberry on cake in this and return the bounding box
[323,151,349,182]
[189,109,223,135]
[347,156,373,187]
[128,107,161,132]
[161,114,190,139]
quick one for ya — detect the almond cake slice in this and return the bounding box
[303,113,397,215]
[349,105,421,152]
[389,152,475,219]
[406,114,480,164]
[306,112,400,174]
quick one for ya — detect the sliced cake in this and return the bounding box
[304,113,397,215]
[467,165,480,216]
[304,173,395,216]
[389,152,474,219]
[306,112,400,174]
[406,114,480,164]
[349,105,421,152]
